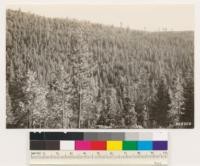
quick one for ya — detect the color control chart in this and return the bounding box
[30,132,168,166]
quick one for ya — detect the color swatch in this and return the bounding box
[30,132,168,151]
[123,141,137,150]
[107,141,122,151]
[30,132,168,166]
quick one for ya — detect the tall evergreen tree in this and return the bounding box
[23,70,48,128]
[69,30,97,128]
[181,73,194,128]
[168,76,185,128]
[150,79,171,127]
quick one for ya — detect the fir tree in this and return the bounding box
[168,76,185,128]
[181,72,194,128]
[150,79,171,128]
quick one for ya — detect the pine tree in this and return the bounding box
[7,69,27,128]
[181,73,194,128]
[150,79,171,128]
[57,66,74,128]
[168,76,185,128]
[6,84,15,127]
[23,70,48,128]
[46,82,63,128]
[69,29,97,128]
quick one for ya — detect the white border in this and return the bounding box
[0,0,199,133]
[5,0,197,5]
[1,1,200,166]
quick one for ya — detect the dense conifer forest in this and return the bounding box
[6,9,194,128]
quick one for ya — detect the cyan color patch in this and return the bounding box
[137,141,153,150]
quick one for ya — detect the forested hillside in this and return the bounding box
[6,9,194,128]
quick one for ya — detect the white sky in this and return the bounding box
[7,4,194,31]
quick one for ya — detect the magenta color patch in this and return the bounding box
[75,141,91,150]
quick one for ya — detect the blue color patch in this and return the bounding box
[137,141,153,150]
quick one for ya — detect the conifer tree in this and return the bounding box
[23,70,48,128]
[150,79,170,127]
[168,76,185,128]
[69,30,97,128]
[181,73,194,128]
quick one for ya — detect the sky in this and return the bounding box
[7,4,194,31]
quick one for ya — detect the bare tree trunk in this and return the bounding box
[78,92,81,128]
[62,91,64,128]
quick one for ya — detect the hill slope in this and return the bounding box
[6,9,194,128]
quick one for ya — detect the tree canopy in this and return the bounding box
[6,9,194,128]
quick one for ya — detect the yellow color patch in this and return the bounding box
[107,141,122,150]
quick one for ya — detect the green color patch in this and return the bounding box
[123,141,137,150]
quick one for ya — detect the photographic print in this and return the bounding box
[6,4,194,128]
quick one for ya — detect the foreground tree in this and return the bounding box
[24,70,48,128]
[69,30,98,128]
[150,79,170,128]
[181,72,194,128]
